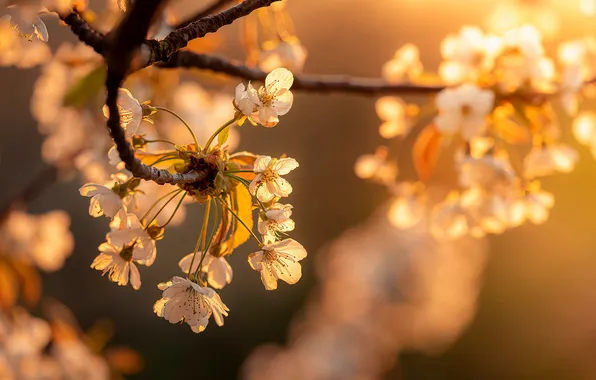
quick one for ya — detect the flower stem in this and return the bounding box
[139,188,181,223]
[224,169,254,174]
[155,106,199,148]
[145,139,176,146]
[187,199,211,279]
[203,117,238,153]
[158,192,187,228]
[143,190,184,229]
[217,196,261,245]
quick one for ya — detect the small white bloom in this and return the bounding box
[375,96,418,138]
[382,43,423,82]
[79,182,123,218]
[258,203,295,242]
[102,88,144,135]
[354,146,398,184]
[248,238,307,290]
[249,155,299,202]
[153,276,229,333]
[178,252,233,289]
[458,154,515,190]
[524,143,579,178]
[434,83,494,140]
[387,182,425,229]
[521,181,555,224]
[235,68,294,127]
[430,192,471,240]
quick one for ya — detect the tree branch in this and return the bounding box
[160,51,446,94]
[143,0,280,67]
[59,12,105,55]
[174,0,238,29]
[104,0,206,185]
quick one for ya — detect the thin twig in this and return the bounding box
[160,51,446,94]
[174,0,238,29]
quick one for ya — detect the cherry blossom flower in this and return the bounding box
[387,182,425,229]
[258,203,295,242]
[102,88,148,135]
[354,146,398,184]
[382,43,423,82]
[523,143,579,178]
[178,253,233,289]
[434,83,494,140]
[153,276,229,333]
[91,214,155,289]
[248,239,307,290]
[520,181,555,224]
[375,96,418,138]
[79,182,124,218]
[235,68,294,127]
[438,26,490,84]
[430,192,471,240]
[249,155,299,202]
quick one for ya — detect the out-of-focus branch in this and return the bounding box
[104,0,206,185]
[59,12,105,55]
[143,0,280,67]
[0,166,58,222]
[174,0,238,29]
[160,51,447,94]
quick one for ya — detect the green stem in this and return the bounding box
[145,139,176,146]
[194,211,219,278]
[144,190,183,229]
[148,156,180,167]
[155,106,199,148]
[158,192,187,228]
[203,117,238,153]
[187,199,211,279]
[217,196,261,245]
[139,188,180,223]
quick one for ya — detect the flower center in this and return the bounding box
[119,244,135,262]
[264,249,278,262]
[461,104,472,117]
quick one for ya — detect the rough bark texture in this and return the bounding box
[174,0,237,29]
[59,12,105,55]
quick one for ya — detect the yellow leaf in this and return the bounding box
[413,124,442,182]
[492,104,530,144]
[223,185,254,255]
[12,261,41,307]
[218,125,231,147]
[0,261,17,309]
[136,151,183,170]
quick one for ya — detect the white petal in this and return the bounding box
[129,263,141,290]
[265,68,294,93]
[272,158,299,175]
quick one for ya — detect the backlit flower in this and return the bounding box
[235,68,294,127]
[375,96,418,138]
[102,88,144,135]
[79,182,123,218]
[260,39,308,73]
[382,43,423,82]
[178,253,233,289]
[248,238,307,290]
[249,155,299,202]
[258,203,295,242]
[434,84,494,140]
[153,276,229,333]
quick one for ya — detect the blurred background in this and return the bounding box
[4,0,596,379]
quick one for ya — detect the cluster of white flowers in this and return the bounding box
[0,307,111,380]
[356,24,594,240]
[72,67,306,334]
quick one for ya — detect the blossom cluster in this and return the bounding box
[357,24,596,240]
[78,68,307,333]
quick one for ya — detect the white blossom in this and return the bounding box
[248,239,307,290]
[235,68,294,127]
[249,155,299,202]
[258,203,295,242]
[434,84,494,140]
[102,88,144,135]
[178,252,233,289]
[153,276,229,333]
[79,183,123,218]
[524,143,578,178]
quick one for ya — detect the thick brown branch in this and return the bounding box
[174,0,237,29]
[104,0,206,185]
[160,51,446,94]
[143,0,280,67]
[59,12,105,55]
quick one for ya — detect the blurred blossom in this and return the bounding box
[375,96,418,139]
[0,15,50,68]
[259,38,308,73]
[382,43,423,83]
[524,143,579,178]
[244,203,487,379]
[354,146,398,184]
[0,210,74,272]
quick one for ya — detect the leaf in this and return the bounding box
[63,65,107,108]
[12,261,41,307]
[136,151,183,170]
[218,125,231,147]
[492,104,530,144]
[229,151,257,181]
[0,261,17,309]
[222,185,254,255]
[413,124,442,182]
